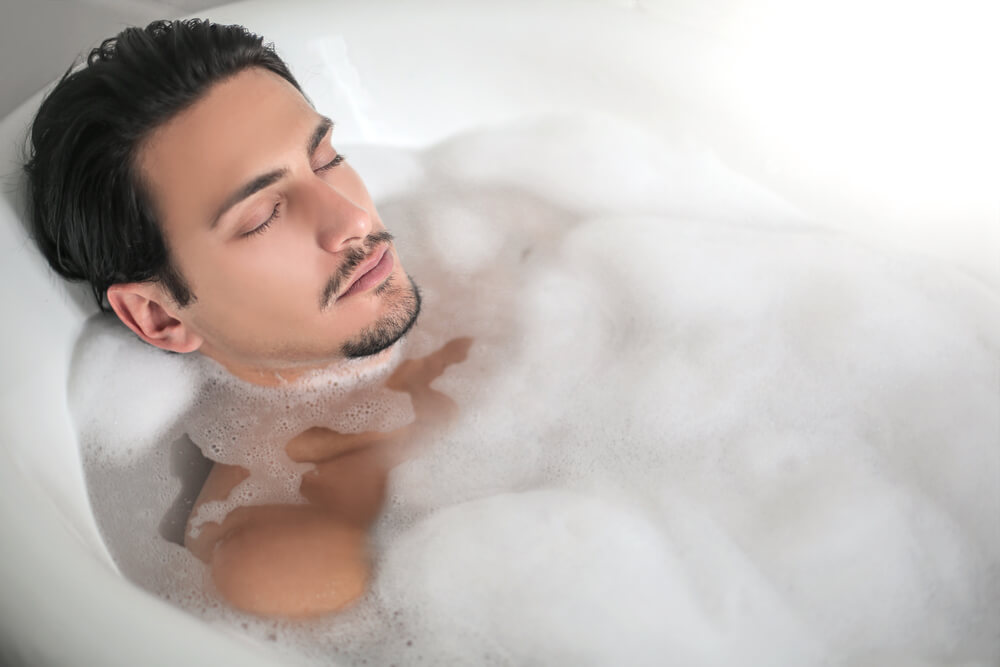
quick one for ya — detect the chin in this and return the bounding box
[341,274,422,359]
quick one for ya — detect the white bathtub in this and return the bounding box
[1,0,996,663]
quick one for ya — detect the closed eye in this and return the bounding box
[239,154,344,239]
[315,154,345,172]
[242,201,281,238]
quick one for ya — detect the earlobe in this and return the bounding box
[107,283,203,354]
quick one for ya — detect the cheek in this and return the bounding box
[195,241,319,316]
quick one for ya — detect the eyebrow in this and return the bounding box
[209,116,334,229]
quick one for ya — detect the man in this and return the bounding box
[24,18,470,616]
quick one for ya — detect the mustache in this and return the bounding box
[320,230,395,310]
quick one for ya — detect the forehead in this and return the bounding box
[138,67,316,227]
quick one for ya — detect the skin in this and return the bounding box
[108,67,418,383]
[105,67,471,616]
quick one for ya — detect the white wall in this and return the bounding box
[0,0,219,118]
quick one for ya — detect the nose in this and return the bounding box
[308,176,373,254]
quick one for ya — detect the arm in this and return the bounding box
[184,461,248,562]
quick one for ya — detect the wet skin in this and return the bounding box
[185,337,473,617]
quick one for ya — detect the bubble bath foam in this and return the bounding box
[70,115,1000,666]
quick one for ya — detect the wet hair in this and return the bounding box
[22,19,304,311]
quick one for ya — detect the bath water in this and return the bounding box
[70,113,1000,666]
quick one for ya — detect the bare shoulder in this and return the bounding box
[185,463,370,617]
[210,504,369,617]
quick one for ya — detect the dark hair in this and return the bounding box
[22,19,304,311]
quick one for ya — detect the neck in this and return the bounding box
[198,345,401,388]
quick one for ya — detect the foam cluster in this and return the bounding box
[71,113,1000,665]
[183,346,413,536]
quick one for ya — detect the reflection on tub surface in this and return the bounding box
[71,115,1000,665]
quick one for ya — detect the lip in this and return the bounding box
[339,245,393,300]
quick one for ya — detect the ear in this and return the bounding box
[106,283,203,354]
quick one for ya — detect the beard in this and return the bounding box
[340,273,422,359]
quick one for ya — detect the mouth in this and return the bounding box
[338,245,394,301]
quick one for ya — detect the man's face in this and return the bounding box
[137,68,419,378]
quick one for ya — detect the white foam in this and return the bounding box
[183,346,415,535]
[71,113,1000,665]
